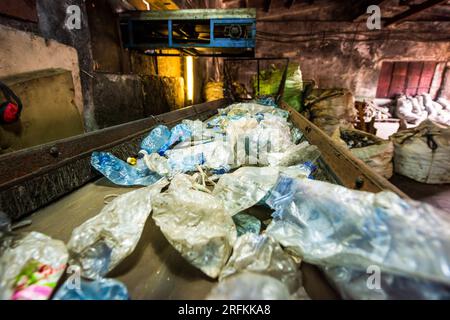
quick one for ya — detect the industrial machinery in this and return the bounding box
[119,9,256,56]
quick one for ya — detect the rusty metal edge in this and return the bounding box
[280,102,410,198]
[0,99,230,190]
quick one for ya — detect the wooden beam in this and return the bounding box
[384,0,448,27]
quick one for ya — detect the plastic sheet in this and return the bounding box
[232,213,261,237]
[0,231,68,300]
[213,166,313,216]
[207,272,290,300]
[213,167,280,216]
[220,234,302,294]
[265,176,450,290]
[152,174,237,278]
[225,116,294,167]
[91,152,161,186]
[140,125,171,155]
[53,278,129,300]
[67,179,168,279]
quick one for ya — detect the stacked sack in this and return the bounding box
[204,81,224,102]
[391,119,450,184]
[394,94,450,126]
[305,89,357,136]
[332,127,394,179]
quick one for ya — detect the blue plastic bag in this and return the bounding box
[53,278,129,300]
[91,151,161,186]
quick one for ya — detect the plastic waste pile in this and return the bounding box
[3,101,450,300]
[394,94,450,126]
[265,176,450,299]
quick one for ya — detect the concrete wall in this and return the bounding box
[0,24,84,115]
[0,71,84,154]
[256,21,450,100]
[36,0,97,130]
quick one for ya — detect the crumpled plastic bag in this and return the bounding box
[67,179,168,279]
[225,116,294,166]
[220,234,302,294]
[53,277,129,300]
[232,213,261,237]
[91,151,161,186]
[0,231,68,300]
[213,167,281,216]
[213,166,314,216]
[265,176,450,292]
[152,174,237,278]
[267,141,321,167]
[207,272,290,300]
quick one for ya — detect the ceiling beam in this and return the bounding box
[384,0,448,27]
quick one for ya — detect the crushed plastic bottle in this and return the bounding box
[0,230,68,300]
[220,234,302,294]
[232,213,261,237]
[53,278,129,300]
[68,179,168,279]
[158,123,192,155]
[207,272,290,300]
[91,151,161,186]
[140,125,171,155]
[152,174,237,278]
[265,176,450,295]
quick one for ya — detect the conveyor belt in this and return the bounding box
[20,177,339,300]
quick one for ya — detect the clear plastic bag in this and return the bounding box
[213,166,313,216]
[0,231,68,300]
[91,152,161,186]
[265,176,450,291]
[152,174,237,278]
[67,179,168,279]
[207,272,290,300]
[53,278,129,300]
[220,234,302,294]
